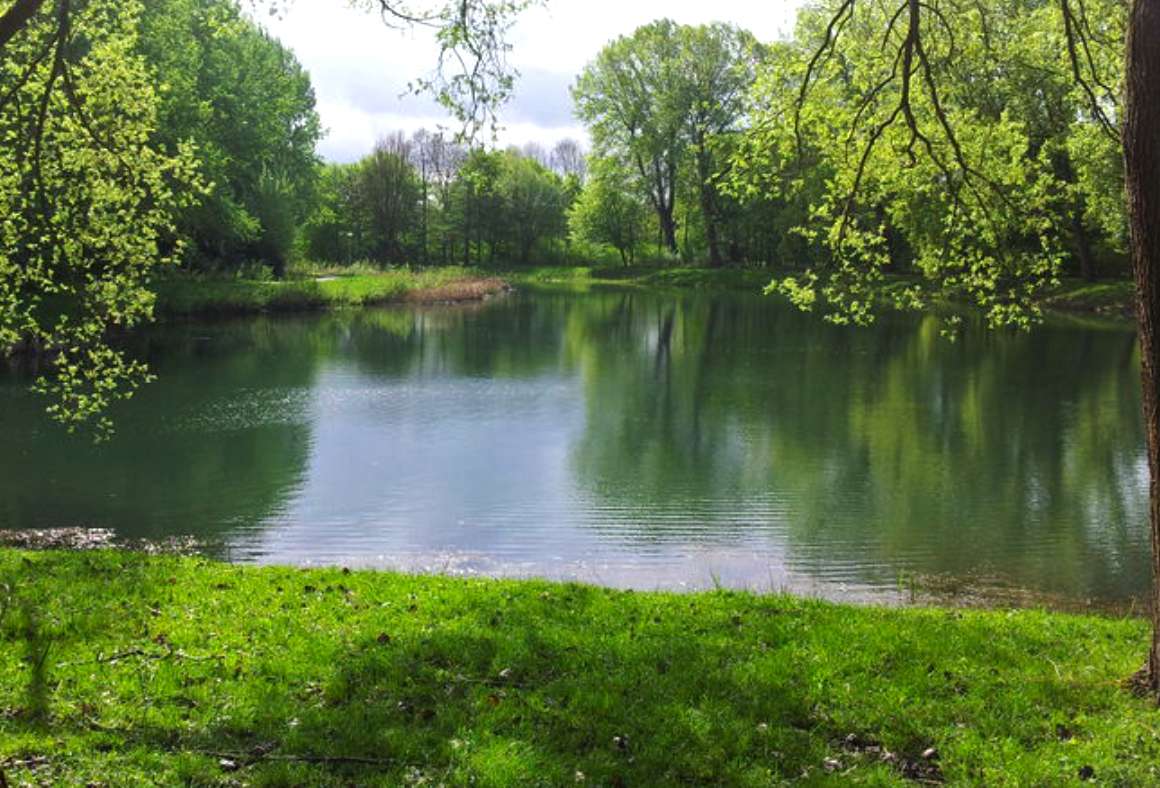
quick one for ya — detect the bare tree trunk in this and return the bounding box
[1125,0,1160,697]
[0,0,44,52]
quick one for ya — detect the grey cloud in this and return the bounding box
[503,68,578,128]
[307,58,577,132]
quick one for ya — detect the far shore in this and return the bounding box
[150,268,511,317]
[150,264,1138,323]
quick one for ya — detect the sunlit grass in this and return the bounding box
[0,550,1155,785]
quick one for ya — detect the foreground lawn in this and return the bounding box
[152,267,507,316]
[1,551,1155,785]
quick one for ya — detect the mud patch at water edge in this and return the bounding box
[901,570,1148,618]
[0,528,201,555]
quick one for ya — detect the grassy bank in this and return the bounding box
[1,550,1155,785]
[151,263,1136,323]
[501,264,775,293]
[1041,279,1136,318]
[507,266,1138,319]
[152,267,508,317]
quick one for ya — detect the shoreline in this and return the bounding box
[150,269,511,318]
[0,547,1152,785]
[0,530,1144,617]
[147,266,1136,323]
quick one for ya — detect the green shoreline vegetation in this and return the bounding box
[1,549,1154,785]
[151,267,510,317]
[151,264,1137,322]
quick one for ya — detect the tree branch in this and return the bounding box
[0,0,45,51]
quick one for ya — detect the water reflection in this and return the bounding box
[0,290,1147,604]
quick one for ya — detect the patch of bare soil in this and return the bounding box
[826,733,944,784]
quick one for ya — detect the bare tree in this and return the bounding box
[521,141,550,168]
[550,137,587,181]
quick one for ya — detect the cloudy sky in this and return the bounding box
[263,0,803,162]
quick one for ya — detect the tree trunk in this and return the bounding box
[1124,0,1160,698]
[1059,155,1097,280]
[1072,208,1097,281]
[660,210,679,255]
[703,187,723,267]
[696,142,724,268]
[421,169,429,266]
[0,0,44,52]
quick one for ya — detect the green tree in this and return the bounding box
[497,151,567,263]
[679,23,760,267]
[569,159,650,265]
[301,162,363,263]
[735,0,1160,695]
[352,135,422,264]
[0,0,530,430]
[0,0,200,436]
[574,20,758,263]
[138,0,321,275]
[573,20,685,254]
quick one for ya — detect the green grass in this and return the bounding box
[152,263,1138,323]
[498,264,774,293]
[1,550,1156,785]
[502,266,1137,319]
[151,267,505,317]
[1042,278,1136,317]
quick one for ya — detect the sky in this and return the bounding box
[262,0,803,162]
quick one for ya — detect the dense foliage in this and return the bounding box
[728,0,1127,327]
[302,134,582,267]
[0,0,200,436]
[3,0,1136,430]
[562,9,1130,308]
[138,0,321,275]
[0,0,531,430]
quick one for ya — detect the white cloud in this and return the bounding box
[262,0,803,162]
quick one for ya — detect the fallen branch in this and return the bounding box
[196,749,395,767]
[56,646,225,669]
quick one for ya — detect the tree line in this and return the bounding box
[300,134,586,268]
[297,6,1127,283]
[10,0,1122,286]
[569,5,1127,291]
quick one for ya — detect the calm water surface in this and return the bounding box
[0,289,1148,604]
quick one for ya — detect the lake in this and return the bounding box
[0,288,1148,605]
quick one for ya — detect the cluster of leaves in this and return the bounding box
[0,0,201,437]
[567,158,650,266]
[728,0,1126,328]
